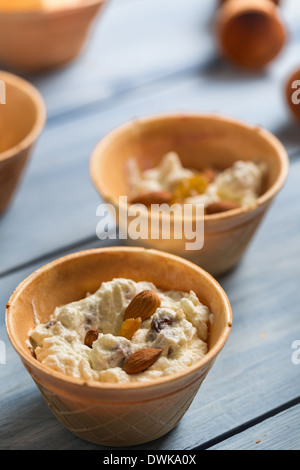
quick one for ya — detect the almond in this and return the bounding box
[130,191,173,207]
[123,348,163,374]
[206,200,240,214]
[202,167,217,183]
[84,328,102,348]
[124,290,161,321]
[118,317,142,340]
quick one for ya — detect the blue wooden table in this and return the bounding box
[0,0,300,450]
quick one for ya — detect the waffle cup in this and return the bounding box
[0,71,46,215]
[0,1,107,73]
[217,0,281,7]
[216,0,286,69]
[90,113,289,276]
[6,247,232,447]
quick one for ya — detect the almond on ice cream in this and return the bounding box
[128,152,267,213]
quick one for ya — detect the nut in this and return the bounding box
[130,191,173,207]
[206,200,240,214]
[123,348,163,374]
[202,167,217,183]
[118,317,142,340]
[124,290,161,321]
[84,328,102,348]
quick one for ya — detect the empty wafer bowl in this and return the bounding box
[0,71,46,215]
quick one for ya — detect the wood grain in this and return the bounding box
[0,0,300,451]
[209,404,300,450]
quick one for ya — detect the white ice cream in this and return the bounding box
[128,152,266,209]
[29,278,211,383]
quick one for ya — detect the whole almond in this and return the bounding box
[124,290,161,321]
[206,200,240,214]
[84,328,102,348]
[130,191,173,207]
[123,348,163,374]
[118,317,142,340]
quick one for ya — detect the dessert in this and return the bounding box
[28,278,212,383]
[128,152,266,213]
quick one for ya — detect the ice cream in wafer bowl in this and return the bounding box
[6,247,232,446]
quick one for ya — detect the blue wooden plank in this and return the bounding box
[28,0,216,119]
[1,0,300,450]
[0,159,300,449]
[21,0,300,120]
[209,404,300,450]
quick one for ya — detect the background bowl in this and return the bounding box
[216,0,286,70]
[90,113,289,277]
[0,71,46,215]
[0,0,107,73]
[6,247,232,447]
